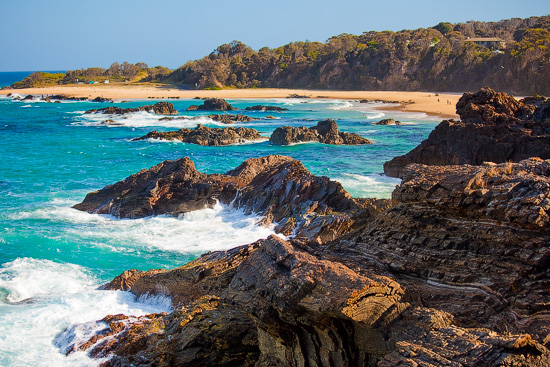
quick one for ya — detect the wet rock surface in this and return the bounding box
[131,124,264,146]
[85,102,178,115]
[244,105,288,111]
[269,119,372,145]
[207,113,254,123]
[73,155,380,241]
[373,118,402,125]
[186,98,235,111]
[384,87,550,177]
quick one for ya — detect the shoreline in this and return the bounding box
[0,85,460,118]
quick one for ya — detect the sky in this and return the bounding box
[0,0,548,71]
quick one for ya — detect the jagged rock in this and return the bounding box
[73,155,381,241]
[207,113,254,124]
[244,105,288,111]
[91,96,114,103]
[131,124,264,146]
[41,94,87,101]
[384,88,550,177]
[85,102,178,115]
[269,119,372,145]
[286,94,311,98]
[186,98,234,111]
[344,158,550,345]
[264,115,276,119]
[22,95,36,101]
[373,118,402,125]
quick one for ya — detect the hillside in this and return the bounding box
[8,15,550,95]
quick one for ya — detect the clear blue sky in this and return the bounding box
[1,0,548,71]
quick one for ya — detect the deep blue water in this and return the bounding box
[0,71,66,87]
[0,92,440,366]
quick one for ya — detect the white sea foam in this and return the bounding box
[0,258,170,367]
[329,101,354,110]
[10,200,280,254]
[334,173,401,199]
[73,111,232,129]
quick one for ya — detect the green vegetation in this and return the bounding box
[10,72,64,88]
[8,16,550,95]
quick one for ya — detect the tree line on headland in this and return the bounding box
[8,15,550,95]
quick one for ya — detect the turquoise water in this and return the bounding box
[0,90,439,366]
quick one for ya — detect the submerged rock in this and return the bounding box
[186,98,234,111]
[269,119,372,145]
[132,124,263,146]
[384,87,550,177]
[85,102,177,115]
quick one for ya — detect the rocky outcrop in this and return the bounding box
[186,98,234,111]
[207,113,254,123]
[384,88,550,177]
[73,155,381,241]
[91,96,113,103]
[85,102,178,115]
[244,105,288,111]
[373,118,402,125]
[66,157,550,366]
[269,119,372,145]
[132,124,264,146]
[42,94,88,101]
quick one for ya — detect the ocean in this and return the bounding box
[0,80,440,366]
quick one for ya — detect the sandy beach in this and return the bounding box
[0,85,461,118]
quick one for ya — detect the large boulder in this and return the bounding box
[186,98,234,111]
[384,88,550,177]
[132,124,264,146]
[269,119,372,145]
[207,113,254,123]
[85,102,178,115]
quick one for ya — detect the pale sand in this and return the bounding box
[0,85,461,118]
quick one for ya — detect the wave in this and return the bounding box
[333,173,401,199]
[329,101,354,110]
[10,200,280,255]
[72,111,233,129]
[0,257,170,367]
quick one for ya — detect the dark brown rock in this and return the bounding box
[373,118,402,125]
[91,96,114,103]
[269,119,372,145]
[186,98,234,111]
[73,155,380,241]
[244,105,288,111]
[131,124,264,146]
[384,88,550,177]
[207,113,254,124]
[85,102,178,115]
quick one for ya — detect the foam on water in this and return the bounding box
[73,111,232,129]
[334,173,401,199]
[0,258,170,367]
[10,200,281,255]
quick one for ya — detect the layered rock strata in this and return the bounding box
[66,157,550,366]
[384,87,550,177]
[269,119,372,145]
[132,124,263,146]
[85,102,177,115]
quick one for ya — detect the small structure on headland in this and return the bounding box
[466,37,506,49]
